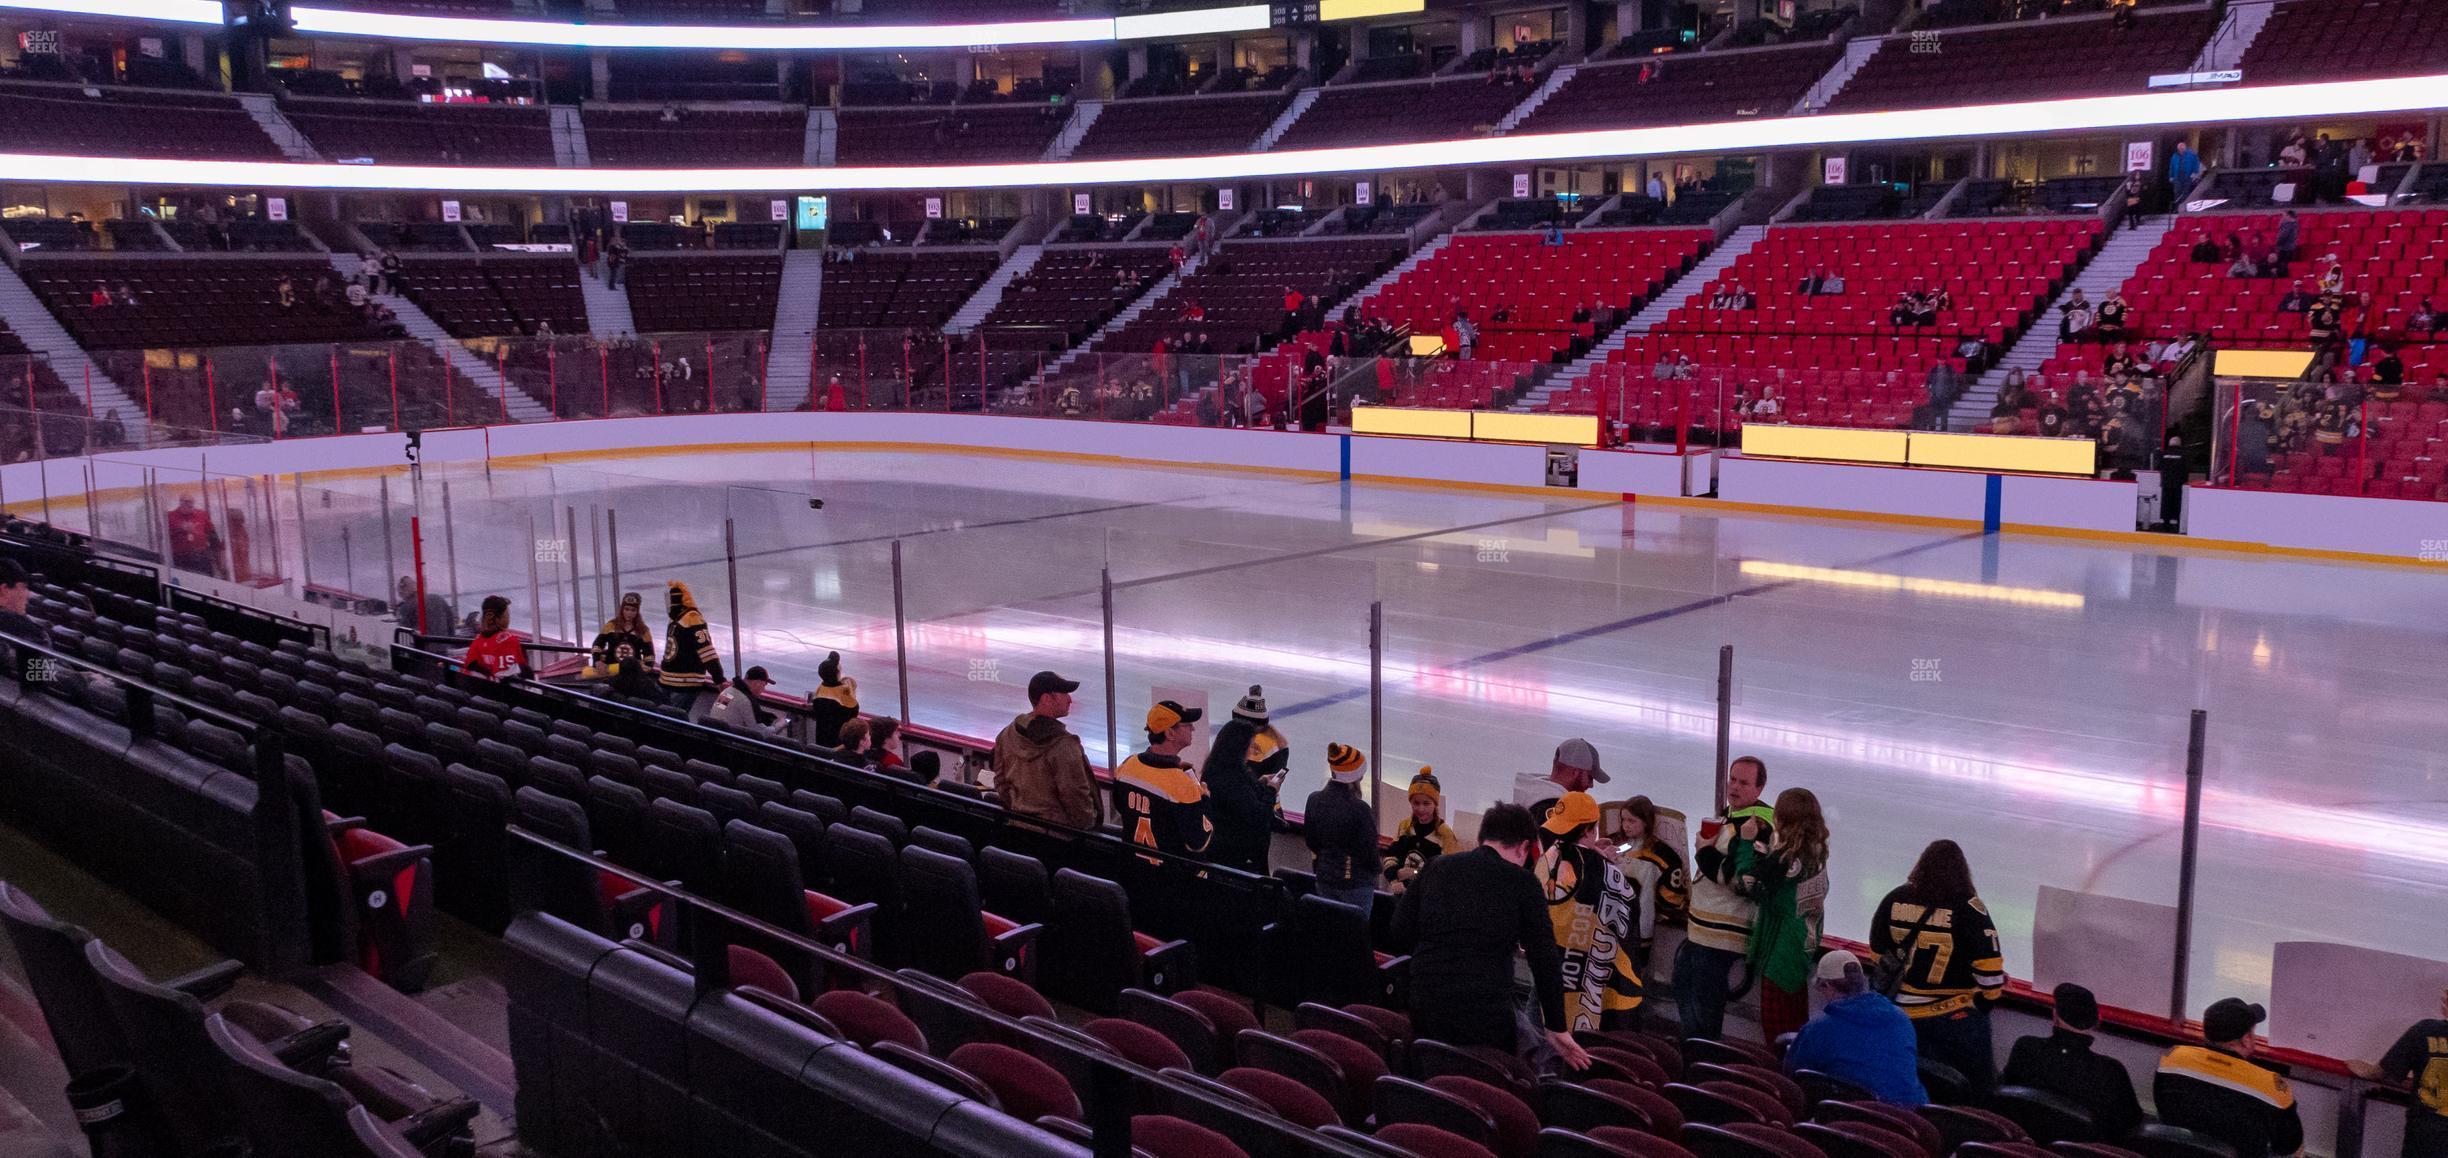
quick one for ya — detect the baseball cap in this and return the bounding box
[2052,983,2100,1031]
[743,666,770,682]
[1815,950,1863,983]
[1027,671,1081,701]
[1542,791,1602,835]
[1554,738,1610,784]
[1146,700,1203,732]
[2203,997,2267,1043]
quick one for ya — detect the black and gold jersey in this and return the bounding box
[2379,1018,2448,1121]
[1113,752,1212,861]
[2155,1044,2303,1158]
[1537,840,1641,1027]
[1868,888,2005,1019]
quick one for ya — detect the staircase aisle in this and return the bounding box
[1513,225,1767,411]
[1946,218,2173,431]
[761,249,824,410]
[325,254,551,422]
[0,261,138,424]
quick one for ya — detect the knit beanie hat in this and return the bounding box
[1407,769,1441,803]
[818,651,842,685]
[1326,743,1365,783]
[1232,684,1269,724]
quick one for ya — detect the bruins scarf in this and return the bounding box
[1538,840,1643,1028]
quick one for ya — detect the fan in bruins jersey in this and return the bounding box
[1536,792,1642,1030]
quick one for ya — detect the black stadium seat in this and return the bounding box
[203,1013,478,1158]
[900,844,1041,983]
[721,819,876,977]
[1047,867,1194,1014]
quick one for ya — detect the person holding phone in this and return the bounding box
[1201,686,1287,873]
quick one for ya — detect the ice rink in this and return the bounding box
[243,446,2446,1012]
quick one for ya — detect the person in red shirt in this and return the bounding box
[164,494,220,577]
[461,595,529,681]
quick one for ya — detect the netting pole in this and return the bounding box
[891,539,911,726]
[652,341,665,414]
[388,347,400,429]
[379,474,398,611]
[525,511,543,641]
[547,344,558,418]
[294,474,313,590]
[600,347,610,417]
[266,355,280,440]
[2170,709,2207,1024]
[723,518,742,674]
[142,358,154,433]
[205,355,218,432]
[410,515,429,634]
[590,506,607,624]
[942,343,951,412]
[329,346,343,435]
[441,480,463,615]
[1368,600,1384,833]
[1101,566,1117,791]
[497,345,509,423]
[565,505,583,645]
[859,336,869,410]
[1713,645,1734,814]
[607,508,623,600]
[81,362,92,418]
[2356,394,2370,496]
[444,357,455,427]
[2225,388,2241,486]
[757,338,767,413]
[706,337,716,412]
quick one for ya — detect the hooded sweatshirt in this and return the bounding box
[808,654,859,747]
[658,582,724,690]
[991,711,1098,829]
[1784,992,1928,1106]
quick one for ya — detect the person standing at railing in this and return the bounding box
[657,580,724,717]
[806,651,858,748]
[2351,985,2448,1158]
[1869,839,2007,1097]
[462,595,529,681]
[990,671,1099,830]
[1304,744,1380,910]
[590,591,654,672]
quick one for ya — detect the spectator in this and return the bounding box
[603,640,659,701]
[1797,268,1826,296]
[1784,951,1927,1106]
[1870,839,2007,1096]
[2169,141,2203,202]
[379,249,402,295]
[2372,345,2406,394]
[1453,312,1477,360]
[707,666,783,734]
[395,575,455,635]
[359,251,382,293]
[2003,982,2145,1138]
[1538,791,1643,1030]
[2121,172,2147,229]
[96,409,123,449]
[2348,984,2447,1158]
[1647,173,1667,202]
[990,671,1099,829]
[907,750,943,788]
[164,493,220,575]
[2156,998,2303,1158]
[867,716,905,773]
[1615,795,1687,951]
[1748,787,1831,1044]
[606,235,630,289]
[806,650,858,747]
[835,717,871,764]
[275,276,296,314]
[0,558,46,685]
[1390,802,1591,1071]
[1303,743,1380,909]
[1678,754,1775,1041]
[461,595,528,681]
[87,281,110,309]
[2278,281,2313,313]
[2412,298,2443,336]
[2275,211,2301,264]
[1384,769,1461,894]
[2228,251,2259,279]
[2189,234,2224,264]
[1515,736,1609,814]
[2059,290,2096,341]
[346,279,368,311]
[656,581,725,716]
[1114,700,1214,862]
[1200,686,1284,873]
[2095,291,2131,342]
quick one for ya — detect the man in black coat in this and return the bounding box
[1392,803,1591,1071]
[2002,983,2144,1139]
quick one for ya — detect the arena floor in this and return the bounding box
[247,446,2447,1013]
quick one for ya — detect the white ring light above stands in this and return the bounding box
[4,73,2446,192]
[0,0,1274,47]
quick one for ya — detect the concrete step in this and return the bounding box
[578,263,636,337]
[325,254,550,421]
[1253,89,1320,152]
[1519,224,1768,411]
[235,93,322,162]
[946,245,1045,334]
[762,248,824,410]
[0,260,138,424]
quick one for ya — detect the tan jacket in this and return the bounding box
[991,712,1099,829]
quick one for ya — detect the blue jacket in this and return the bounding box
[1784,992,1929,1106]
[2169,150,2202,192]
